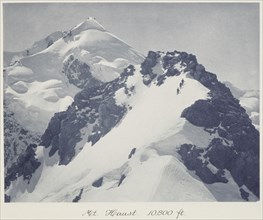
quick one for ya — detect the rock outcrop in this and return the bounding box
[63,55,102,89]
[41,65,135,165]
[4,101,41,174]
[140,51,160,85]
[176,51,260,198]
[5,144,41,189]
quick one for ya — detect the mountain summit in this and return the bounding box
[4,19,259,202]
[70,17,106,34]
[4,19,143,133]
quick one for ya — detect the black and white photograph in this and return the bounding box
[1,1,262,219]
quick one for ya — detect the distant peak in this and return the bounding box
[71,17,105,35]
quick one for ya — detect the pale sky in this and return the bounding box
[3,3,260,90]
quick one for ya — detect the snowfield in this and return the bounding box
[4,18,143,133]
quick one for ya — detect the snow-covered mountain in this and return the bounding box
[4,19,259,202]
[4,17,143,133]
[3,17,143,183]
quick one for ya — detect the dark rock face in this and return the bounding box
[181,100,220,128]
[5,144,41,189]
[40,111,67,157]
[140,51,160,85]
[63,55,102,89]
[178,144,204,170]
[128,148,136,159]
[174,50,260,198]
[5,194,11,203]
[92,177,103,187]
[41,65,135,165]
[206,138,235,170]
[4,100,41,178]
[178,144,228,184]
[205,138,258,197]
[56,108,88,165]
[156,74,166,86]
[86,96,127,146]
[163,51,196,70]
[230,151,259,197]
[118,174,126,187]
[142,51,194,86]
[122,64,136,77]
[72,188,84,202]
[240,188,249,201]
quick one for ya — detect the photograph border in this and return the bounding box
[0,0,262,219]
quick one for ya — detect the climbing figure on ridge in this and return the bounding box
[179,79,184,89]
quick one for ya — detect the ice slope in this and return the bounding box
[27,31,64,56]
[4,31,63,67]
[4,18,144,133]
[7,66,222,202]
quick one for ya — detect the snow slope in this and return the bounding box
[4,31,63,67]
[4,17,143,133]
[7,65,222,202]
